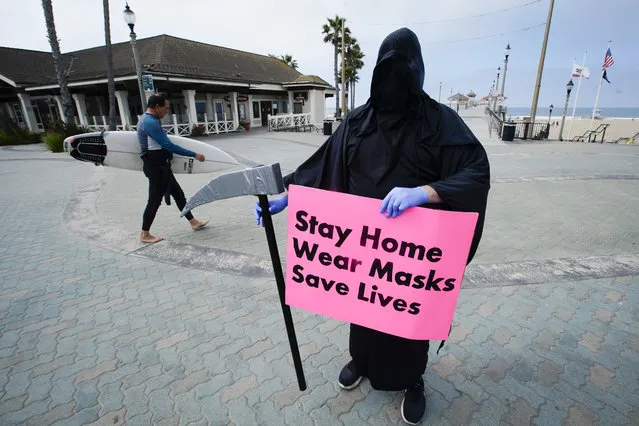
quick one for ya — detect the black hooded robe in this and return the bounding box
[282,28,490,391]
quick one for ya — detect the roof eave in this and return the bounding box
[25,74,139,91]
[282,82,333,89]
[0,74,18,87]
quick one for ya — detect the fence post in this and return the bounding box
[224,112,228,133]
[172,114,179,135]
[204,113,209,135]
[214,112,219,134]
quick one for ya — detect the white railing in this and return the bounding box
[267,113,311,131]
[198,113,237,135]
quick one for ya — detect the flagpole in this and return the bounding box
[590,41,611,131]
[567,50,587,140]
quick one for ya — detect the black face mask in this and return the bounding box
[370,58,414,113]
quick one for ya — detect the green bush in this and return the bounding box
[43,132,64,152]
[190,124,205,137]
[0,125,42,146]
[52,120,89,139]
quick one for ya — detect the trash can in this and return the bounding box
[323,120,332,136]
[502,122,516,142]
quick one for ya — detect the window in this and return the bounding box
[12,104,24,125]
[252,101,260,119]
[272,101,279,115]
[282,101,288,114]
[215,102,224,121]
[195,101,207,122]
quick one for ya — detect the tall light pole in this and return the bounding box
[123,2,146,114]
[529,0,555,138]
[500,43,511,114]
[438,81,442,103]
[548,104,554,124]
[492,66,501,110]
[558,80,574,141]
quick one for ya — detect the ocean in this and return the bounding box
[501,107,639,120]
[325,106,639,120]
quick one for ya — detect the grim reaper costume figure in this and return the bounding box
[255,27,490,425]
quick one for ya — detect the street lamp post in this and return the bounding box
[492,66,501,110]
[548,104,554,124]
[558,80,574,141]
[500,43,511,114]
[123,2,146,114]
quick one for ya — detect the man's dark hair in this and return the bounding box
[147,93,167,109]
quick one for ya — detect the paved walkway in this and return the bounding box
[0,111,638,425]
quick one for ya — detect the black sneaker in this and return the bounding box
[338,361,362,390]
[401,377,425,425]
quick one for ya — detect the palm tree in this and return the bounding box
[322,15,350,117]
[279,54,298,70]
[337,33,365,112]
[103,0,116,130]
[344,39,364,111]
[269,54,299,70]
[338,66,357,114]
[41,0,74,124]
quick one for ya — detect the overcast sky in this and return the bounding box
[1,0,637,110]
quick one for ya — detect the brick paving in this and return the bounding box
[0,112,638,424]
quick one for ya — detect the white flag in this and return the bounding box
[572,64,591,79]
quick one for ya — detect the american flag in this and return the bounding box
[603,48,614,69]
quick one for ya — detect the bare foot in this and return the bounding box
[139,232,163,243]
[191,220,209,231]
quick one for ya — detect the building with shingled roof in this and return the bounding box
[0,34,335,133]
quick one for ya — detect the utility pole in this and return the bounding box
[529,0,555,138]
[340,18,346,118]
[438,81,442,103]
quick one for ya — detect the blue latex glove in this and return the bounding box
[255,195,288,226]
[380,187,429,218]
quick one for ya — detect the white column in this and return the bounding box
[115,91,130,127]
[16,93,38,131]
[72,94,88,127]
[313,89,324,125]
[288,91,294,114]
[182,89,197,125]
[230,91,239,130]
[248,95,254,121]
[308,89,317,118]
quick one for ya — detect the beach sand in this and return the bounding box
[545,117,639,142]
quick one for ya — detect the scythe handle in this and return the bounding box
[258,195,307,391]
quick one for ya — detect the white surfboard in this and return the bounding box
[63,131,240,174]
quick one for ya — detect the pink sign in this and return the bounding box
[284,184,479,340]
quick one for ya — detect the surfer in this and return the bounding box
[137,93,209,244]
[254,28,490,424]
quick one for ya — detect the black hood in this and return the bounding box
[347,27,480,152]
[373,27,425,93]
[370,28,425,111]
